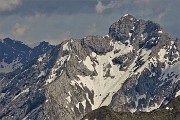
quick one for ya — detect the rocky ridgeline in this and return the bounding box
[0,38,54,73]
[0,14,179,120]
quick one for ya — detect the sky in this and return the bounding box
[0,0,179,45]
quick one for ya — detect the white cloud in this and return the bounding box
[95,1,106,14]
[12,23,27,37]
[157,11,167,22]
[95,1,122,14]
[0,0,21,12]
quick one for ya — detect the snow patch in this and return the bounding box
[110,40,114,46]
[0,59,22,73]
[158,31,163,34]
[114,42,133,55]
[76,100,86,111]
[123,14,129,17]
[160,61,180,83]
[175,90,180,98]
[13,88,29,100]
[83,56,94,71]
[140,33,148,41]
[63,42,69,51]
[91,52,97,58]
[46,68,57,84]
[66,96,71,103]
[46,55,70,84]
[68,91,72,96]
[38,71,46,78]
[38,57,43,62]
[105,34,109,37]
[133,49,152,75]
[166,106,173,110]
[72,41,135,110]
[146,103,161,112]
[129,94,147,112]
[0,93,5,99]
[158,49,167,62]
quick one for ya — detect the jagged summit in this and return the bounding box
[0,38,23,44]
[0,38,55,73]
[109,14,165,49]
[121,14,137,21]
[123,13,130,17]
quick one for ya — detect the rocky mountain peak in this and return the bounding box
[120,14,137,21]
[109,14,137,42]
[39,41,50,46]
[109,14,164,49]
[1,38,24,45]
[0,14,179,120]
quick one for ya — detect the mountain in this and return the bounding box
[0,38,55,73]
[0,14,179,120]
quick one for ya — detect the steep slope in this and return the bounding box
[0,38,55,73]
[0,44,60,120]
[44,15,180,119]
[0,14,179,120]
[108,14,180,112]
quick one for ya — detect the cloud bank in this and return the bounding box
[0,0,21,12]
[12,23,27,37]
[0,0,179,44]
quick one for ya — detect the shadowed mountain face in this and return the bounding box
[82,96,180,120]
[0,14,180,120]
[0,38,55,73]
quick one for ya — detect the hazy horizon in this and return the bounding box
[0,0,179,44]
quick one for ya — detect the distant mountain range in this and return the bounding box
[0,14,179,120]
[0,38,55,73]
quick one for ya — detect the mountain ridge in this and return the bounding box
[0,38,55,73]
[0,14,179,120]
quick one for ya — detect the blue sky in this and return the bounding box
[0,0,179,44]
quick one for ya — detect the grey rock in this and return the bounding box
[0,14,180,120]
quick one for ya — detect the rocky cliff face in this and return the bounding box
[0,14,179,120]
